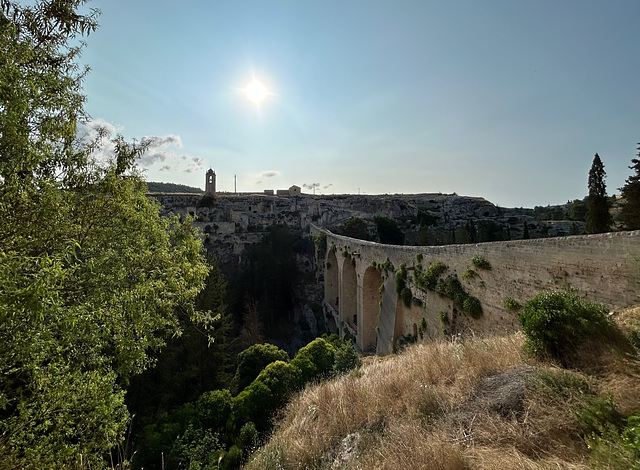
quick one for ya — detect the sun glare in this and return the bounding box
[244,79,268,104]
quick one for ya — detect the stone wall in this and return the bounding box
[313,225,640,352]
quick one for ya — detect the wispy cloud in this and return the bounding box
[77,119,204,174]
[260,170,279,178]
[303,182,320,190]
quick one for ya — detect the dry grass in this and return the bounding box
[244,311,640,470]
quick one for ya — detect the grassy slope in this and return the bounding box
[245,307,640,470]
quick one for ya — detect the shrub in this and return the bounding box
[196,389,233,432]
[333,341,362,375]
[471,254,492,270]
[462,296,483,319]
[416,261,447,291]
[236,422,259,451]
[374,215,405,245]
[503,297,522,311]
[461,268,478,280]
[291,338,336,382]
[401,287,413,308]
[313,232,327,253]
[518,290,616,364]
[232,381,272,432]
[395,264,408,294]
[234,344,289,393]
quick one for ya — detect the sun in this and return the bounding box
[244,79,268,104]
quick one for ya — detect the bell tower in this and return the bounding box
[205,168,216,196]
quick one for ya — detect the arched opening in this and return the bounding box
[325,250,339,310]
[362,267,382,352]
[341,258,357,341]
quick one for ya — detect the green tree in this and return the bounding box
[339,217,370,240]
[619,143,640,230]
[586,153,612,233]
[0,1,210,466]
[374,215,405,245]
[522,220,530,239]
[233,343,289,394]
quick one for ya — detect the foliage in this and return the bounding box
[196,389,234,434]
[234,361,303,432]
[517,290,617,364]
[197,193,216,207]
[435,275,482,319]
[332,340,362,374]
[471,254,492,270]
[462,268,478,280]
[415,210,438,227]
[374,215,405,245]
[147,181,204,194]
[339,217,370,240]
[522,220,530,239]
[619,143,640,230]
[418,318,428,339]
[462,296,483,319]
[395,263,408,294]
[291,338,336,382]
[476,220,505,242]
[313,231,328,253]
[238,225,300,333]
[0,2,210,465]
[586,153,612,233]
[503,297,522,311]
[400,287,413,308]
[415,261,448,291]
[233,344,289,394]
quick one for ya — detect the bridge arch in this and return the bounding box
[325,250,339,307]
[362,267,382,352]
[341,258,357,341]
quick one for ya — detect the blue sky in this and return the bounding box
[80,0,639,207]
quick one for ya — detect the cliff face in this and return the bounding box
[150,192,584,264]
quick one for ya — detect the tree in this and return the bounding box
[374,215,405,245]
[619,143,640,230]
[522,220,530,239]
[586,153,612,233]
[233,343,289,394]
[340,217,370,240]
[0,1,210,466]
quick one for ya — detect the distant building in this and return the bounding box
[205,169,216,196]
[264,189,274,195]
[289,185,301,196]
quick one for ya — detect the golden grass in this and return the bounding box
[244,312,640,470]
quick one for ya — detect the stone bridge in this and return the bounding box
[310,226,640,355]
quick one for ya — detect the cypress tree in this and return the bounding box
[522,220,530,239]
[619,143,640,230]
[586,153,611,233]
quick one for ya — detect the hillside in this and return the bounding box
[146,181,204,194]
[245,306,640,470]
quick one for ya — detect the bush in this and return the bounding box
[234,344,289,393]
[196,389,233,433]
[313,232,327,253]
[462,296,483,319]
[416,261,447,291]
[518,290,617,364]
[291,338,336,382]
[471,254,492,270]
[236,422,259,451]
[401,287,413,308]
[333,340,362,375]
[503,297,522,311]
[462,268,478,280]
